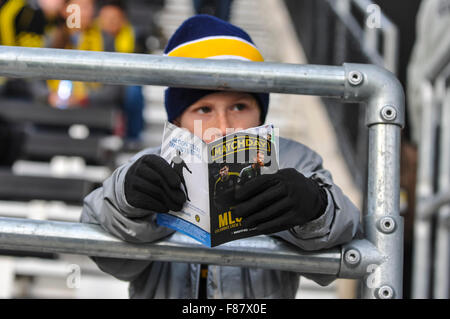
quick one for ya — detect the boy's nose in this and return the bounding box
[216,113,232,137]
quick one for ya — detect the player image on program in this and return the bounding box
[238,150,269,185]
[170,150,193,201]
[212,163,240,213]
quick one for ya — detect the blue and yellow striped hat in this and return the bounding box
[164,14,269,123]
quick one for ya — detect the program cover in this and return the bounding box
[207,126,279,246]
[157,122,278,247]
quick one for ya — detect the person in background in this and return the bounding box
[36,0,66,45]
[98,0,146,142]
[44,0,117,109]
[0,0,66,49]
[0,0,65,99]
[44,0,145,141]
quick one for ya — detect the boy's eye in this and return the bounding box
[196,106,211,114]
[232,103,246,111]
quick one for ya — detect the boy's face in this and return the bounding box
[175,92,261,143]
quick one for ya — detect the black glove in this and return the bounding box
[232,168,328,235]
[124,154,187,213]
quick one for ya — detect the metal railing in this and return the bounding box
[0,45,405,299]
[284,0,399,201]
[412,61,450,299]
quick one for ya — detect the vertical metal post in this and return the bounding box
[344,63,405,299]
[363,7,379,62]
[434,211,450,298]
[333,0,351,65]
[434,86,450,299]
[412,81,436,298]
[364,124,403,299]
[382,23,398,75]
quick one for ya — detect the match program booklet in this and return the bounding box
[156,121,279,247]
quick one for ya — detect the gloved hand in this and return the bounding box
[232,168,328,235]
[124,154,187,213]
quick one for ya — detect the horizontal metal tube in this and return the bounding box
[0,217,342,275]
[0,46,346,97]
[417,190,450,220]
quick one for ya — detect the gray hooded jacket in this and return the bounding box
[80,137,361,298]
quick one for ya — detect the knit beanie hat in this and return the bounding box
[164,14,270,123]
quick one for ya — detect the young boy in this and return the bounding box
[81,15,361,298]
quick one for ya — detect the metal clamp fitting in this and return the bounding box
[348,71,364,86]
[378,217,396,234]
[376,285,395,299]
[380,105,398,121]
[344,249,361,266]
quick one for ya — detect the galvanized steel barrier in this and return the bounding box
[412,61,450,299]
[0,46,405,299]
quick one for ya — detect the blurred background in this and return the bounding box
[0,0,448,299]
